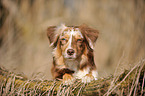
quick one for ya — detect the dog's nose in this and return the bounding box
[67,49,75,55]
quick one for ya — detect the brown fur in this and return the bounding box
[79,24,99,43]
[47,24,99,82]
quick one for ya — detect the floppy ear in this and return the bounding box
[47,24,67,48]
[79,24,99,50]
[47,26,59,48]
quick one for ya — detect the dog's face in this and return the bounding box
[47,24,99,60]
[59,27,85,59]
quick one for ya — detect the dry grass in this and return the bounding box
[0,59,144,95]
[0,0,145,95]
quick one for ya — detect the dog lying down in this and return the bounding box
[47,24,99,85]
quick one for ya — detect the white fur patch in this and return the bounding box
[76,29,84,38]
[65,28,83,38]
[88,38,94,49]
[67,30,73,48]
[74,68,90,79]
[81,75,94,83]
[92,70,98,80]
[74,68,98,83]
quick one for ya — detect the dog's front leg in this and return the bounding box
[63,73,75,85]
[57,68,75,85]
[74,68,98,83]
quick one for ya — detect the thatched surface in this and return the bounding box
[0,59,144,96]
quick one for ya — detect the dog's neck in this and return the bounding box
[64,59,80,72]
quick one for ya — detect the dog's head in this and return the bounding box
[47,24,99,60]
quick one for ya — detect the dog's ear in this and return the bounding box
[47,24,67,48]
[79,24,99,50]
[47,26,59,48]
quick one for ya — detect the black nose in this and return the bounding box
[67,49,75,55]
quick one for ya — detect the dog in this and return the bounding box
[47,24,99,84]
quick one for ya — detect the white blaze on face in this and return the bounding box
[64,28,83,59]
[67,28,83,48]
[67,29,74,49]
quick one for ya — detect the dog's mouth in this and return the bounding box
[64,55,76,60]
[68,57,75,60]
[66,56,75,60]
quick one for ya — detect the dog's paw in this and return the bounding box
[63,73,74,85]
[81,74,94,83]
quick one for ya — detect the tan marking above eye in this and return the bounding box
[75,36,83,42]
[74,34,83,39]
[61,37,68,41]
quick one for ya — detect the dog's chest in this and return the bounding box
[64,60,79,72]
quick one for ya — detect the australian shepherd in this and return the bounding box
[47,24,99,84]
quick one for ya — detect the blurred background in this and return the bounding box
[0,0,145,79]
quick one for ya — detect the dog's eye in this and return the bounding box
[77,39,82,42]
[61,38,67,45]
[62,38,66,41]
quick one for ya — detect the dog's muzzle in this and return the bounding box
[67,49,75,56]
